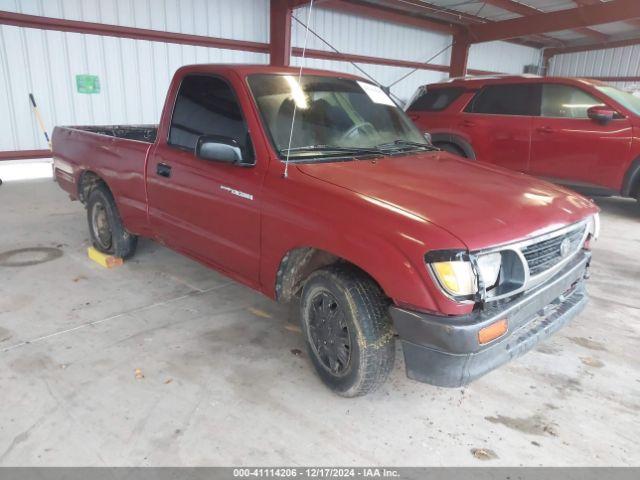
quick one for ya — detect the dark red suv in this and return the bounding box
[407,76,640,203]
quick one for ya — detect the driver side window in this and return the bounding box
[541,84,604,119]
[169,75,254,163]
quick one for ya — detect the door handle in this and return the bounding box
[460,120,475,127]
[156,163,172,178]
[536,126,555,134]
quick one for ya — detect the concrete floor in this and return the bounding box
[0,178,639,467]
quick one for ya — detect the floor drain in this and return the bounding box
[0,247,63,267]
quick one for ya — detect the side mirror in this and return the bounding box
[195,135,243,163]
[587,105,616,124]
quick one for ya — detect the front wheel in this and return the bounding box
[299,265,395,397]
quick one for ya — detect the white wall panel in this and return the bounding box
[0,0,270,41]
[550,45,640,88]
[469,41,541,75]
[292,6,452,66]
[292,6,451,102]
[0,0,269,151]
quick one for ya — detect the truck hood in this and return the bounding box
[296,151,598,251]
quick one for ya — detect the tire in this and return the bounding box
[436,142,467,158]
[299,265,395,397]
[86,183,137,259]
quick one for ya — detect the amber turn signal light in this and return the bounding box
[478,319,508,345]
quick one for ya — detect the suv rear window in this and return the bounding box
[464,84,539,116]
[407,87,464,112]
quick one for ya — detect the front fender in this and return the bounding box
[258,169,473,316]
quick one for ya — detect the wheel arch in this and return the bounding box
[431,133,476,160]
[275,247,389,304]
[77,170,112,204]
[621,156,640,197]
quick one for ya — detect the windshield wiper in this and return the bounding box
[376,140,439,152]
[281,145,387,156]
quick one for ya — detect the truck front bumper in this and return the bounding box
[390,252,590,387]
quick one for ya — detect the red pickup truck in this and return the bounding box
[407,75,640,203]
[53,65,599,397]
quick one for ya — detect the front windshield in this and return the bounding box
[597,86,640,116]
[247,74,428,159]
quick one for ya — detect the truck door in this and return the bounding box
[459,83,537,172]
[529,83,632,193]
[146,73,265,284]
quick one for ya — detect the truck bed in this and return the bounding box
[52,124,156,236]
[72,125,158,143]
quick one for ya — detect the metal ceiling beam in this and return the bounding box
[291,45,498,76]
[372,0,559,47]
[467,0,640,43]
[0,150,51,161]
[323,0,556,48]
[546,35,640,57]
[485,0,608,42]
[573,0,640,31]
[319,0,459,34]
[0,10,269,53]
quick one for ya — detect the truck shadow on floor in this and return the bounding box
[591,196,639,218]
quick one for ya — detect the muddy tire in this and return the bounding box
[86,184,137,259]
[299,265,395,397]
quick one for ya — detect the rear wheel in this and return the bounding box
[86,184,137,258]
[435,142,467,158]
[299,265,395,397]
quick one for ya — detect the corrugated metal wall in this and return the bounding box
[469,41,541,76]
[549,45,640,92]
[293,6,541,102]
[1,0,541,152]
[0,0,269,152]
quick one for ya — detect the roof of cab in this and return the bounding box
[173,63,367,82]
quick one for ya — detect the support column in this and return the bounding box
[270,0,292,66]
[449,33,470,78]
[541,49,554,76]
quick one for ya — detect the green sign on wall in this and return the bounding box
[76,74,101,94]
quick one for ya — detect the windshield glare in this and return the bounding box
[247,74,427,158]
[597,85,640,116]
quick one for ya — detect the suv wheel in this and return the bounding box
[299,265,395,397]
[436,142,467,158]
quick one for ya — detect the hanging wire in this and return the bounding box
[291,14,381,87]
[386,1,488,90]
[387,43,454,88]
[283,0,314,179]
[290,15,405,105]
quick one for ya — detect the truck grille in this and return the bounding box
[521,225,586,276]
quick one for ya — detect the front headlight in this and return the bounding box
[476,252,501,289]
[430,260,477,297]
[426,250,478,299]
[426,250,507,302]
